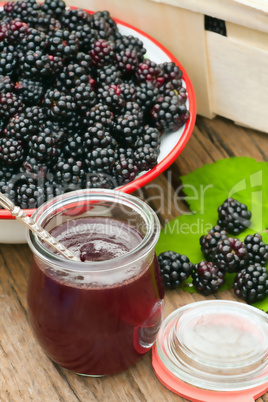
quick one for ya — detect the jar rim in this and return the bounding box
[27,189,160,273]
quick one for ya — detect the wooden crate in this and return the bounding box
[68,0,268,133]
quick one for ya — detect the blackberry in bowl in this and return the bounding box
[0,0,196,243]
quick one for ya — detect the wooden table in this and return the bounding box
[1,115,268,402]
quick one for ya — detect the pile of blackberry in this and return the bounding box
[0,0,190,209]
[158,197,268,304]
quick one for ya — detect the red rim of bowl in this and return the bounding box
[0,4,196,219]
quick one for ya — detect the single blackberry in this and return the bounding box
[16,178,46,209]
[75,51,92,73]
[7,0,40,26]
[17,28,48,52]
[136,59,165,87]
[205,16,227,36]
[47,29,79,58]
[0,75,15,92]
[217,197,252,235]
[56,63,88,90]
[199,225,228,261]
[192,261,225,296]
[113,149,139,186]
[95,64,122,86]
[70,82,96,111]
[24,105,46,125]
[84,123,116,150]
[42,0,66,19]
[135,81,160,112]
[244,233,268,266]
[0,137,24,165]
[214,237,249,273]
[233,264,268,304]
[5,113,37,142]
[55,156,85,187]
[74,24,98,52]
[98,86,125,114]
[19,50,54,78]
[159,61,183,88]
[114,114,141,145]
[115,49,139,77]
[85,172,116,189]
[89,39,115,67]
[60,8,91,30]
[29,131,59,163]
[5,19,30,45]
[84,103,114,129]
[135,125,161,150]
[34,15,62,35]
[0,92,22,117]
[63,132,84,158]
[0,178,16,204]
[110,83,136,103]
[21,155,49,179]
[158,251,194,289]
[90,10,119,41]
[0,51,17,76]
[150,94,190,133]
[43,89,76,121]
[115,35,146,62]
[134,145,159,171]
[87,147,115,173]
[15,78,45,105]
[121,101,143,122]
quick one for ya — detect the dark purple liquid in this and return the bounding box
[27,217,164,375]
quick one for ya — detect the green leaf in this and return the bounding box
[156,157,268,311]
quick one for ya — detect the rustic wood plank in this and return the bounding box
[1,115,268,401]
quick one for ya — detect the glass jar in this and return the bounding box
[27,189,164,376]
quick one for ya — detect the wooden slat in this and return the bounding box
[1,115,268,401]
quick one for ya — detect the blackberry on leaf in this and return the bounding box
[214,237,249,273]
[158,251,194,290]
[233,264,268,304]
[192,261,225,296]
[200,225,228,261]
[244,233,268,266]
[217,197,252,235]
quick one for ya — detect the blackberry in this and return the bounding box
[85,172,116,189]
[244,233,268,266]
[0,137,24,165]
[214,237,249,273]
[134,145,159,171]
[74,24,97,52]
[17,28,48,52]
[150,94,190,133]
[5,113,37,142]
[16,178,45,209]
[113,148,139,186]
[60,8,91,30]
[0,92,22,117]
[75,51,92,72]
[115,49,139,77]
[0,75,15,92]
[111,82,136,102]
[85,103,114,129]
[98,86,125,114]
[89,39,115,67]
[115,114,141,145]
[24,105,46,125]
[205,16,227,36]
[42,0,66,19]
[233,264,268,304]
[217,197,252,235]
[43,89,76,121]
[21,155,49,179]
[135,81,160,112]
[70,82,96,111]
[55,156,85,187]
[87,147,115,173]
[84,123,116,150]
[122,101,143,122]
[135,125,161,150]
[199,225,228,261]
[136,59,164,87]
[90,10,119,41]
[63,132,84,158]
[0,178,16,204]
[0,51,17,76]
[56,63,88,90]
[29,131,58,163]
[115,35,146,62]
[95,64,122,86]
[47,29,79,58]
[5,19,30,45]
[192,261,225,296]
[158,251,194,289]
[15,78,45,105]
[159,61,183,88]
[7,0,40,26]
[19,50,54,78]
